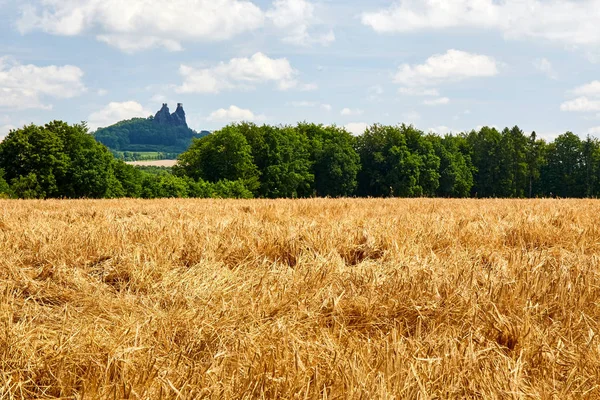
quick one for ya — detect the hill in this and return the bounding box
[94,103,209,156]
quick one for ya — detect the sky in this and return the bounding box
[1,0,600,140]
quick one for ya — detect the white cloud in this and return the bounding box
[177,52,303,94]
[267,0,335,46]
[429,126,453,135]
[588,126,600,135]
[321,104,332,111]
[344,122,369,136]
[571,81,600,97]
[398,87,440,96]
[341,108,363,116]
[367,85,384,101]
[560,97,600,112]
[362,0,600,49]
[207,105,266,122]
[394,50,498,87]
[97,35,183,53]
[0,57,86,110]
[97,89,108,96]
[17,0,265,52]
[561,81,600,113]
[0,124,16,139]
[88,101,151,131]
[423,97,450,106]
[534,58,557,79]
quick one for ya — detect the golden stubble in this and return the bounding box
[1,198,599,399]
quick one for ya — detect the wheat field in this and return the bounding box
[1,199,600,399]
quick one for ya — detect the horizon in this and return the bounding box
[1,0,600,141]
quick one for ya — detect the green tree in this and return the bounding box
[0,168,11,198]
[141,173,190,199]
[541,132,584,197]
[0,123,69,197]
[297,122,360,197]
[525,131,547,197]
[113,161,143,198]
[175,125,260,193]
[0,121,125,199]
[467,126,503,197]
[497,126,528,197]
[403,125,440,196]
[431,134,475,197]
[356,124,439,197]
[582,136,600,197]
[212,180,254,199]
[237,123,313,198]
[10,173,44,199]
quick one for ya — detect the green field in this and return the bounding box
[111,150,178,162]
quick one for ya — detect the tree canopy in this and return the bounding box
[3,120,600,199]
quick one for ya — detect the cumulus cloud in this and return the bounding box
[534,58,557,79]
[571,81,600,97]
[344,122,369,136]
[207,105,266,122]
[96,35,183,53]
[17,0,264,52]
[0,124,16,139]
[394,50,498,87]
[423,97,450,106]
[367,85,384,102]
[17,0,332,51]
[588,126,600,135]
[562,81,600,112]
[0,57,86,110]
[560,97,600,112]
[88,101,151,131]
[177,52,307,94]
[362,0,600,49]
[267,0,335,46]
[428,126,453,135]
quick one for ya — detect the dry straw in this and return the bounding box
[1,199,599,399]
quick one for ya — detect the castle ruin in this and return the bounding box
[154,103,188,128]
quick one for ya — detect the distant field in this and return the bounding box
[125,159,178,167]
[2,199,600,398]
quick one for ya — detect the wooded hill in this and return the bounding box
[93,103,209,155]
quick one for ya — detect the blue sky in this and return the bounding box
[1,0,600,140]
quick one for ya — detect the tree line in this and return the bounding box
[0,122,251,199]
[0,120,599,199]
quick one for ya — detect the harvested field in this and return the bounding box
[125,160,178,167]
[1,199,600,398]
